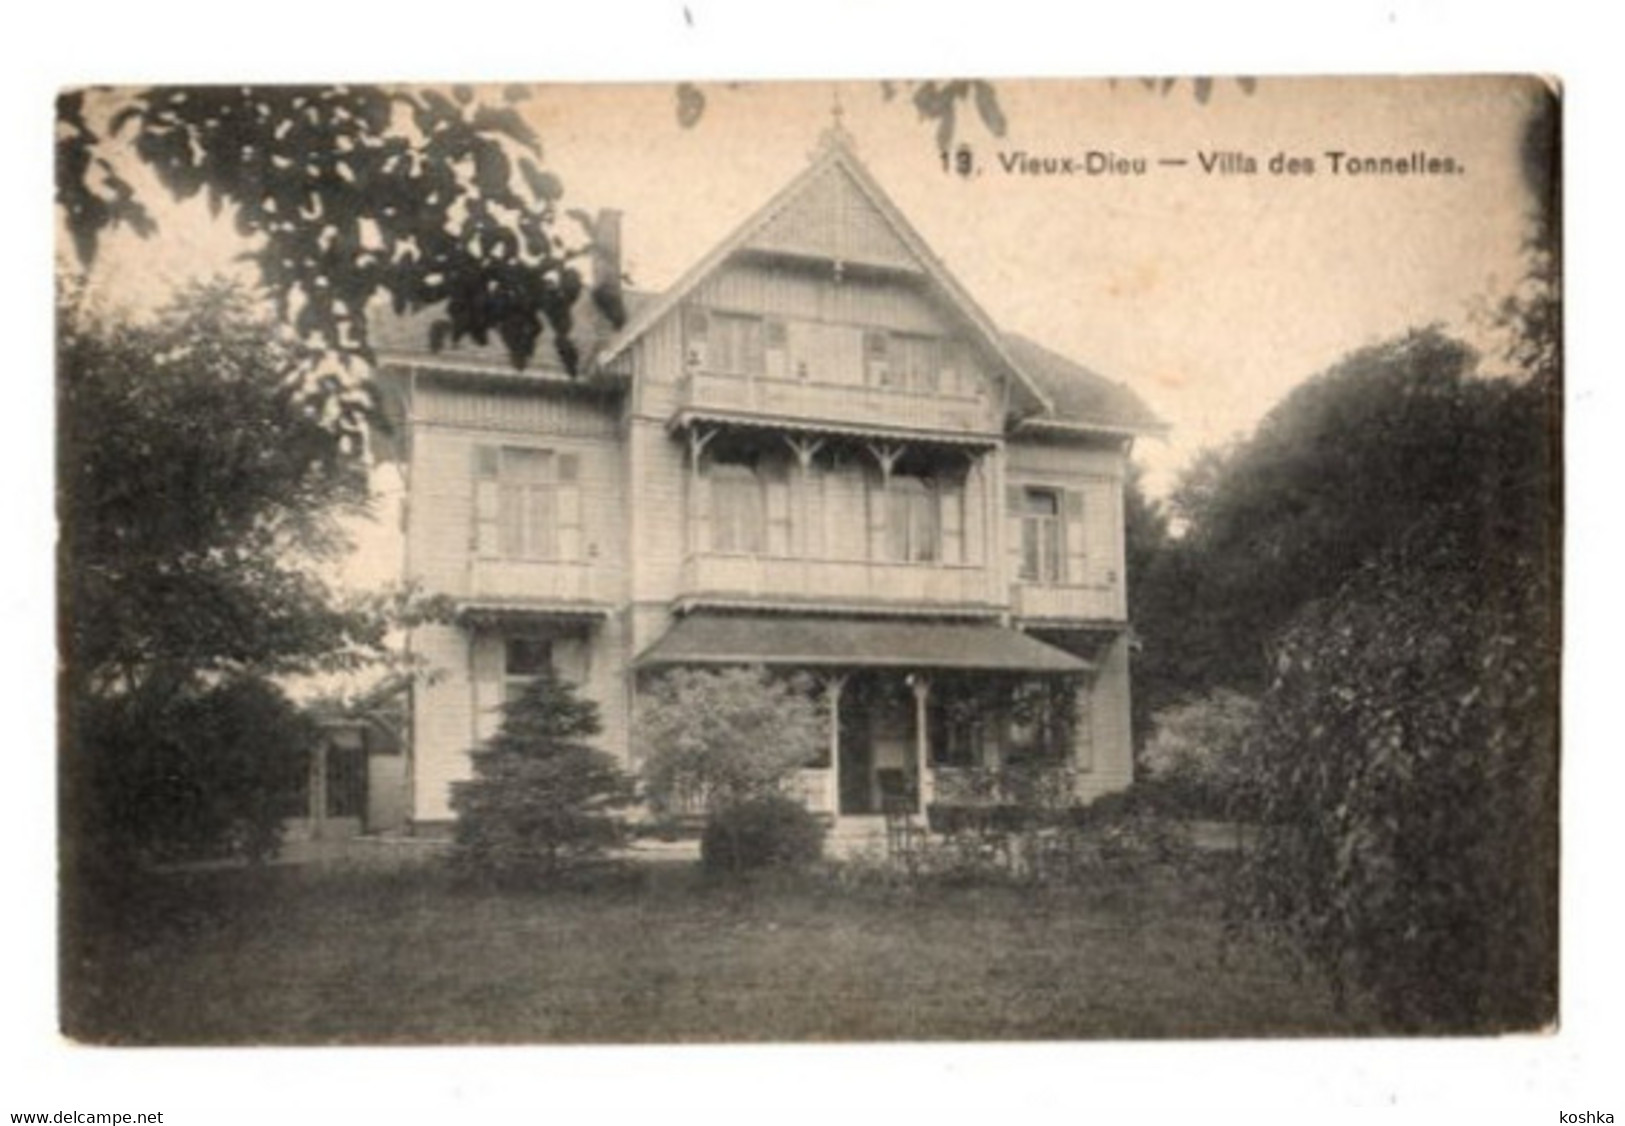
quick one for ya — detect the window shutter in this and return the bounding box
[684,307,709,369]
[864,331,891,387]
[472,445,501,555]
[940,482,965,564]
[470,633,505,743]
[963,463,985,564]
[1005,484,1025,579]
[867,472,889,561]
[1064,489,1088,583]
[556,453,582,561]
[765,318,789,380]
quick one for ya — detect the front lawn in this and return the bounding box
[62,857,1371,1044]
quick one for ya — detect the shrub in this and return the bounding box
[71,677,312,869]
[1140,689,1260,819]
[450,669,634,884]
[700,794,825,875]
[1237,519,1557,1032]
[636,666,825,815]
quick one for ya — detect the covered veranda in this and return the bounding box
[635,613,1093,823]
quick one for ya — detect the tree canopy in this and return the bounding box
[1132,326,1554,704]
[58,84,626,404]
[60,279,388,701]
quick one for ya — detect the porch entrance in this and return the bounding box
[836,675,921,816]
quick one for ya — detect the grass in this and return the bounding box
[61,856,1373,1044]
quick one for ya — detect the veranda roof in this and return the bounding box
[636,614,1091,674]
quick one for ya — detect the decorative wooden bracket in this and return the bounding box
[687,424,719,469]
[783,434,827,472]
[863,441,906,485]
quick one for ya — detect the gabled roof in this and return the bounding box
[1003,333,1167,436]
[594,130,1055,415]
[367,133,1166,439]
[370,289,657,377]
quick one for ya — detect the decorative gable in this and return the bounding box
[745,162,919,272]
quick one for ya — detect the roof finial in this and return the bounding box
[813,86,855,158]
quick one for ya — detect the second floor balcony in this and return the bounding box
[1009,579,1124,624]
[679,552,1002,615]
[676,368,997,440]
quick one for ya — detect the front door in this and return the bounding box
[837,677,919,815]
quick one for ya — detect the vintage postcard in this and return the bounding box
[56,76,1560,1048]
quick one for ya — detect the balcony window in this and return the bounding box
[893,334,941,394]
[1020,488,1064,583]
[711,462,765,554]
[688,307,765,376]
[886,476,940,563]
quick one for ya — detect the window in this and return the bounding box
[504,637,553,704]
[1020,488,1064,582]
[893,334,941,394]
[887,476,940,563]
[711,463,764,554]
[865,331,944,393]
[473,446,582,560]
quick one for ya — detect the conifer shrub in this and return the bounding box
[450,669,634,884]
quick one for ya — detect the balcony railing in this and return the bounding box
[1009,580,1124,623]
[468,557,619,606]
[678,369,995,436]
[682,552,1000,609]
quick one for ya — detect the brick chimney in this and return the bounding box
[591,208,623,298]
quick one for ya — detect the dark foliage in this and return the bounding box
[59,281,383,698]
[1237,513,1558,1031]
[70,677,313,869]
[58,282,399,874]
[450,670,635,884]
[1133,327,1549,700]
[57,84,625,387]
[699,794,826,876]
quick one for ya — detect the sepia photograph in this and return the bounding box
[54,73,1560,1051]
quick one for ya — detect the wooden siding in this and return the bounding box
[410,617,631,822]
[410,623,475,822]
[626,418,687,605]
[744,162,919,271]
[407,417,627,601]
[1004,437,1127,622]
[693,262,946,335]
[1075,632,1134,802]
[417,381,618,438]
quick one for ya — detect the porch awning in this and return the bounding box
[636,614,1092,674]
[456,599,610,627]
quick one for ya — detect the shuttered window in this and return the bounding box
[710,312,765,376]
[893,334,941,394]
[1011,485,1089,584]
[864,331,944,393]
[472,446,584,561]
[1019,488,1064,583]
